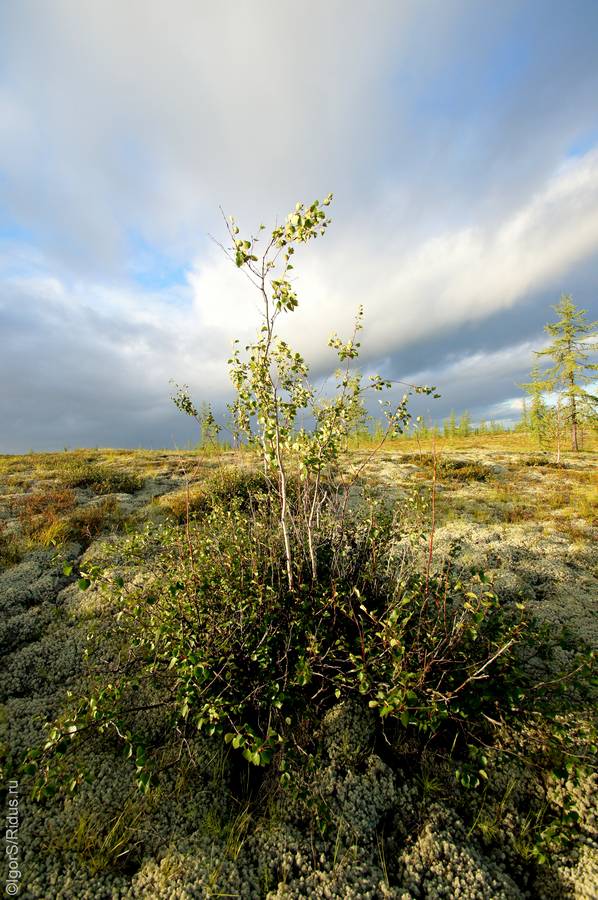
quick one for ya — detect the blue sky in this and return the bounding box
[0,0,597,452]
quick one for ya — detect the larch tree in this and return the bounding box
[457,410,471,436]
[535,295,597,451]
[520,362,548,447]
[516,397,530,433]
[444,409,457,437]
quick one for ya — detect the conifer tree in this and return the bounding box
[444,409,457,437]
[517,397,529,432]
[520,362,548,447]
[535,295,597,451]
[458,410,471,436]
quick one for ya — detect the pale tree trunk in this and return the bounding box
[306,470,321,582]
[555,397,561,464]
[570,388,579,452]
[272,422,293,591]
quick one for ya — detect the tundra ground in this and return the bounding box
[0,444,596,899]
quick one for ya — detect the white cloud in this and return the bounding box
[181,149,598,375]
[3,1,597,272]
[0,0,415,270]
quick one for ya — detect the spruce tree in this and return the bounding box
[535,295,597,451]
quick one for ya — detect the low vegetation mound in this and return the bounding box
[57,460,144,494]
[158,465,270,521]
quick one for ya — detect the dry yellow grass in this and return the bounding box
[348,430,598,455]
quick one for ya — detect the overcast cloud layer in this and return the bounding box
[1,0,597,452]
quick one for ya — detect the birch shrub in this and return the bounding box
[28,496,550,799]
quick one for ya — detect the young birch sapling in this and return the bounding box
[215,195,438,588]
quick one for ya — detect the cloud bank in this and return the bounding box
[0,1,597,451]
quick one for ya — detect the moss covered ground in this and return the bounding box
[0,442,596,899]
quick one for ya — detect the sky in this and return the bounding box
[1,0,597,452]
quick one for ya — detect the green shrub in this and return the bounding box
[31,495,555,796]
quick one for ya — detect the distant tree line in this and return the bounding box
[355,413,510,442]
[171,295,596,455]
